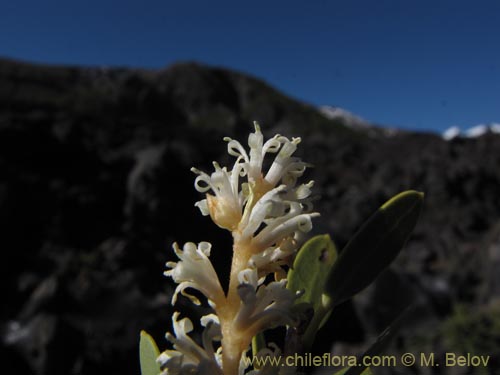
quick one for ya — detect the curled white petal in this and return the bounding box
[165,242,225,307]
[224,137,250,162]
[191,168,213,193]
[262,135,282,155]
[238,267,265,289]
[253,212,320,250]
[158,312,223,375]
[264,137,302,187]
[241,185,286,239]
[194,199,210,216]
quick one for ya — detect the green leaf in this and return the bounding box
[140,330,161,375]
[343,308,412,375]
[332,368,349,375]
[288,234,338,306]
[287,234,338,349]
[325,190,424,306]
[357,309,409,361]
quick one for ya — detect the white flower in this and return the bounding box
[248,236,297,280]
[235,268,299,336]
[192,123,317,239]
[241,187,319,250]
[224,123,308,188]
[191,160,246,231]
[165,242,225,308]
[158,312,223,375]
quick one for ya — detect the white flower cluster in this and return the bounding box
[158,124,318,375]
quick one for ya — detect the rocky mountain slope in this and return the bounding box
[1,57,500,374]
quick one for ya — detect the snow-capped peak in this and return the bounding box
[442,123,500,140]
[465,125,489,138]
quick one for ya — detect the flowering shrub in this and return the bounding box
[140,124,423,375]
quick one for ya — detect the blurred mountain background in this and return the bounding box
[1,57,500,374]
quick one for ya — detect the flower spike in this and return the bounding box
[159,124,319,374]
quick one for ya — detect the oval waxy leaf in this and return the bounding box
[140,330,161,375]
[288,234,338,305]
[287,234,338,348]
[325,190,424,306]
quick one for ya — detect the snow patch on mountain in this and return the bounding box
[319,105,371,129]
[442,123,500,140]
[319,105,402,138]
[442,126,461,141]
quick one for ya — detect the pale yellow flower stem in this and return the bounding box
[218,182,271,374]
[219,236,255,375]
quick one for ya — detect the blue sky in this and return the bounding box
[1,0,499,132]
